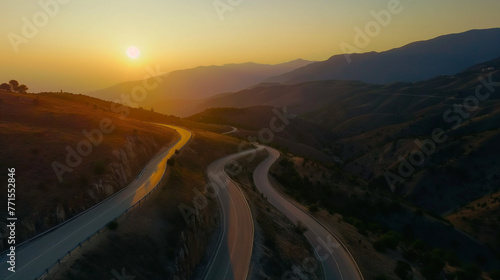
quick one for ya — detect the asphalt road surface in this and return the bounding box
[0,124,191,280]
[253,145,363,280]
[203,148,261,280]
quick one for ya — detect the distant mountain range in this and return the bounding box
[86,59,314,109]
[265,28,500,85]
[87,28,500,119]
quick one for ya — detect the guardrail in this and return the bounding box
[35,182,161,280]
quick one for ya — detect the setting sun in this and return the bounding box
[126,46,140,59]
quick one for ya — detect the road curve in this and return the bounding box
[0,124,191,280]
[203,148,260,280]
[253,146,363,280]
[221,126,238,135]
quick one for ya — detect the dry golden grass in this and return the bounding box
[447,191,500,249]
[0,90,176,243]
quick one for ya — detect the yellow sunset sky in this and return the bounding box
[1,0,500,93]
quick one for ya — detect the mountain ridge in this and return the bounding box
[265,28,500,85]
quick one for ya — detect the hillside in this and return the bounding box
[188,106,334,162]
[0,90,180,248]
[447,191,500,250]
[190,57,500,214]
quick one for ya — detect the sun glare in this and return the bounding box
[126,46,141,59]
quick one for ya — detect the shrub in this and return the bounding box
[394,261,412,280]
[16,84,28,93]
[380,231,401,250]
[107,220,118,230]
[373,240,386,252]
[421,265,442,280]
[402,249,417,262]
[445,251,461,267]
[410,239,427,252]
[420,249,447,279]
[354,219,367,235]
[264,236,277,249]
[94,160,106,175]
[0,83,10,91]
[366,222,382,233]
[79,174,89,186]
[308,203,319,213]
[456,264,481,280]
[295,221,308,234]
[490,269,500,280]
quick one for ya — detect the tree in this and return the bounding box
[6,80,28,93]
[9,80,19,91]
[0,83,11,91]
[16,84,28,93]
[380,231,401,249]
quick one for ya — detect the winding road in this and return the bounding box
[202,148,260,280]
[204,143,363,280]
[221,126,238,135]
[253,145,363,280]
[0,124,191,280]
